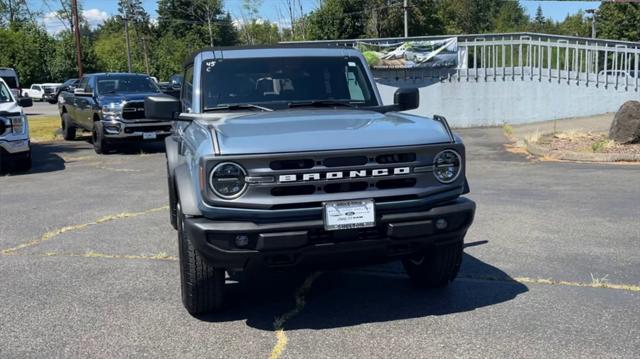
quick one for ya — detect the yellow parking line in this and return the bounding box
[38,251,178,261]
[457,273,640,292]
[269,272,322,359]
[0,206,168,255]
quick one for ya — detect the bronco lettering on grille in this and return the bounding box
[278,167,411,183]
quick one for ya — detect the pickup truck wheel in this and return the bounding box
[402,240,463,288]
[61,113,76,141]
[177,202,224,315]
[92,122,111,154]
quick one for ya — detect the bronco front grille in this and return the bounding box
[202,144,462,210]
[267,152,418,196]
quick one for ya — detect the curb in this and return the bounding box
[526,141,640,162]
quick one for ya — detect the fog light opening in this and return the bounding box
[234,234,250,248]
[435,218,448,230]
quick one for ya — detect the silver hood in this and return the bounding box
[208,109,452,155]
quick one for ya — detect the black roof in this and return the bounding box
[83,72,152,77]
[182,43,349,69]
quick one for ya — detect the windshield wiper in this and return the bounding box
[203,104,273,112]
[288,100,355,108]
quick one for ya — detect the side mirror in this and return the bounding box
[74,88,92,96]
[145,95,180,121]
[18,97,33,108]
[394,87,419,111]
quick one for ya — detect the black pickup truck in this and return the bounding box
[58,73,172,153]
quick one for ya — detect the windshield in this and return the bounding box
[200,57,377,109]
[96,75,160,94]
[0,81,13,102]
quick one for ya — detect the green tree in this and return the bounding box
[305,0,368,40]
[493,1,528,33]
[596,2,640,42]
[0,0,32,27]
[557,10,589,37]
[241,20,280,45]
[365,0,442,38]
[0,24,54,85]
[50,30,98,81]
[436,0,503,34]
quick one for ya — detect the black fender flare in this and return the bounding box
[174,163,202,217]
[165,136,181,176]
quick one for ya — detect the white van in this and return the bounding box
[0,77,33,172]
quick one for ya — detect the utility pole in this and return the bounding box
[403,0,408,38]
[124,0,133,73]
[586,9,597,39]
[71,0,83,77]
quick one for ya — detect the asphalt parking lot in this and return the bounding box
[24,100,60,117]
[1,117,639,358]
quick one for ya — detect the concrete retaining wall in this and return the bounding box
[377,79,639,127]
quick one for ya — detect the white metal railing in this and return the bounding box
[457,34,640,91]
[286,32,640,92]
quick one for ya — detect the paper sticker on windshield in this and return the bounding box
[348,61,357,67]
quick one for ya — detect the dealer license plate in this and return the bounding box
[143,132,157,140]
[323,199,375,231]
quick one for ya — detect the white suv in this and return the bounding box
[0,78,33,172]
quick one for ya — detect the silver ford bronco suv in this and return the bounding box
[145,46,476,315]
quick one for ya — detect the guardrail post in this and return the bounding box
[511,36,515,81]
[547,40,552,82]
[634,47,640,92]
[595,45,599,88]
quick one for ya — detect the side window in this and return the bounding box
[85,77,94,93]
[78,77,89,91]
[182,66,194,111]
[345,66,368,102]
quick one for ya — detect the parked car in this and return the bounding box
[58,73,172,154]
[24,83,62,101]
[145,46,476,315]
[50,78,78,104]
[158,73,182,98]
[0,77,33,172]
[0,67,21,98]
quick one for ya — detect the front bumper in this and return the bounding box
[0,138,30,154]
[102,120,172,140]
[185,197,475,270]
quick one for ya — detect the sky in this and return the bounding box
[28,0,602,35]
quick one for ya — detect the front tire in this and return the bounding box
[402,240,463,288]
[61,113,76,141]
[177,202,224,315]
[92,121,111,154]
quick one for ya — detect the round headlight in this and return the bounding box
[209,162,247,199]
[433,150,462,184]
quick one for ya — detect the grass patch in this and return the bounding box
[28,115,60,142]
[591,139,615,153]
[525,129,542,144]
[502,123,513,137]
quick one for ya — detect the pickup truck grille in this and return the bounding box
[202,144,461,210]
[122,102,146,121]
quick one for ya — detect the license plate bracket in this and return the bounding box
[143,132,157,140]
[323,199,376,231]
